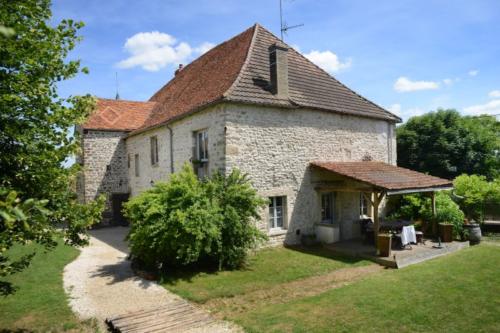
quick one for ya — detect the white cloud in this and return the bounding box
[468,69,479,76]
[117,31,213,72]
[443,78,453,85]
[304,50,352,73]
[394,77,440,92]
[488,90,500,98]
[463,99,500,115]
[387,103,402,116]
[194,42,215,55]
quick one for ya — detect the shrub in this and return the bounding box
[124,164,267,271]
[388,192,464,238]
[453,174,500,222]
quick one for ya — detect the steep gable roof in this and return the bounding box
[82,98,156,131]
[126,23,400,136]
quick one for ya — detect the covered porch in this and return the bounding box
[310,161,461,267]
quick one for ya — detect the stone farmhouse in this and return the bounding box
[77,24,452,245]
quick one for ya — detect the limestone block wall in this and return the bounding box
[224,103,396,244]
[79,130,129,223]
[126,105,226,197]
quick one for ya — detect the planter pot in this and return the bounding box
[439,223,453,243]
[377,234,392,257]
[464,223,482,245]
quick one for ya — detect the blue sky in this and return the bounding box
[53,0,500,121]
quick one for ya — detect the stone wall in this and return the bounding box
[224,103,396,244]
[126,105,226,197]
[79,129,129,224]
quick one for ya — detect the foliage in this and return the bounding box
[397,109,500,180]
[453,174,500,222]
[125,164,267,271]
[389,192,464,238]
[0,240,99,331]
[0,0,104,294]
[0,188,104,295]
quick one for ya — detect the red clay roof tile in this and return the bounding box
[82,98,156,131]
[311,161,453,191]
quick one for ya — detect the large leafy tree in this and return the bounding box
[397,109,500,180]
[0,0,104,295]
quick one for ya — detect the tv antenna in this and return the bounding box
[115,72,120,100]
[279,0,303,41]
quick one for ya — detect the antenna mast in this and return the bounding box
[279,0,304,41]
[115,72,120,100]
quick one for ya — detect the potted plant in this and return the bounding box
[439,222,453,242]
[377,233,392,257]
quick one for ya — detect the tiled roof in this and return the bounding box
[225,25,400,121]
[125,23,401,136]
[138,25,256,132]
[82,98,156,131]
[311,161,453,191]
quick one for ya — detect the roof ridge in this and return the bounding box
[97,97,156,104]
[284,45,401,122]
[223,24,259,99]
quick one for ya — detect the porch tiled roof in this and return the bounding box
[311,161,453,192]
[82,98,156,131]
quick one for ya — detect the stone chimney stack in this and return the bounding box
[269,43,289,98]
[175,64,184,76]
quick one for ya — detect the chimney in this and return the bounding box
[269,43,289,98]
[175,64,184,76]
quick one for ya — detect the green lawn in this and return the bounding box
[235,245,500,333]
[162,246,370,303]
[0,241,96,332]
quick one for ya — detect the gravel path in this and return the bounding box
[63,227,239,332]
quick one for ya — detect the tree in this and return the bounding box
[397,109,500,180]
[453,174,500,222]
[0,0,104,295]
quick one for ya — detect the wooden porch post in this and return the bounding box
[431,191,437,235]
[373,191,386,246]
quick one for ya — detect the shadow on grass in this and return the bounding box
[160,244,367,287]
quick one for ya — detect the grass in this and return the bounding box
[161,246,370,303]
[234,245,500,333]
[0,241,97,332]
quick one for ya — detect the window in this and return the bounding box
[134,154,140,177]
[269,196,286,229]
[321,192,335,224]
[360,192,371,217]
[193,129,209,179]
[195,130,208,161]
[150,136,159,165]
[127,154,130,169]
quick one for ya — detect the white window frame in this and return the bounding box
[269,196,286,230]
[195,130,208,162]
[321,192,335,224]
[360,192,371,217]
[134,154,140,177]
[150,136,159,166]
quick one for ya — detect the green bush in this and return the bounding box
[453,174,500,222]
[124,164,267,271]
[388,192,464,238]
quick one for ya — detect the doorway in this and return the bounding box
[111,193,130,226]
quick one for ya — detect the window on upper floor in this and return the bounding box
[127,154,130,169]
[150,136,159,165]
[193,129,208,179]
[134,154,140,177]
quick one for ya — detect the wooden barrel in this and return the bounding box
[464,223,482,245]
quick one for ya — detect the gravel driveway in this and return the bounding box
[63,227,238,332]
